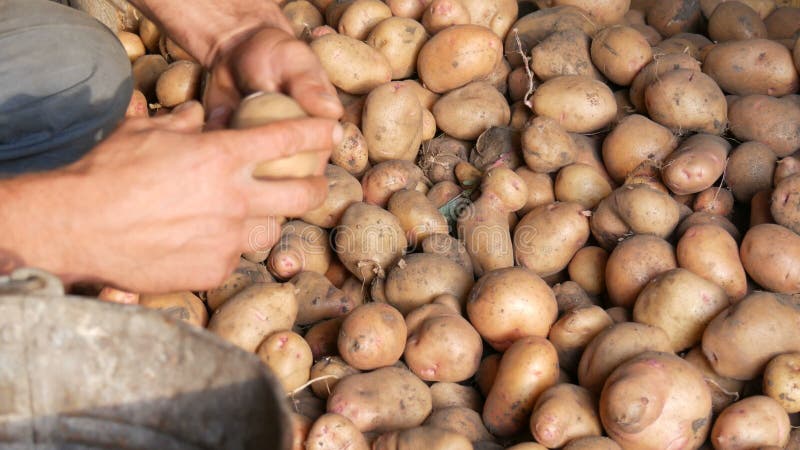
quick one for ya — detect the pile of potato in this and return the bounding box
[102,0,800,448]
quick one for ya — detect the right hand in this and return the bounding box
[15,101,342,293]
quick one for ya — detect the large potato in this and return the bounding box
[711,396,791,449]
[601,114,678,183]
[740,223,800,293]
[503,6,598,67]
[605,234,678,308]
[458,0,518,38]
[548,305,614,372]
[628,53,702,112]
[577,322,673,393]
[677,224,747,301]
[466,267,558,351]
[514,202,591,277]
[362,82,423,163]
[703,39,799,96]
[707,1,768,42]
[256,330,313,393]
[302,164,363,228]
[728,94,800,157]
[483,336,559,437]
[388,189,448,246]
[725,141,776,203]
[433,81,510,140]
[334,202,407,282]
[590,25,653,86]
[645,69,728,135]
[662,133,731,195]
[633,268,730,352]
[530,30,602,81]
[366,17,427,80]
[207,283,297,352]
[646,0,704,37]
[327,366,432,432]
[521,115,577,174]
[600,352,712,449]
[311,33,392,94]
[554,163,614,209]
[384,253,473,315]
[405,313,483,382]
[338,302,406,370]
[702,291,800,380]
[532,75,617,133]
[529,384,602,448]
[417,24,503,93]
[337,0,392,40]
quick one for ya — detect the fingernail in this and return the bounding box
[332,123,344,146]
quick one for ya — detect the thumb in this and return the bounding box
[150,101,206,133]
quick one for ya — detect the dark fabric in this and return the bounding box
[0,0,132,174]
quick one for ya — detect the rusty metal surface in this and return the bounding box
[0,294,291,450]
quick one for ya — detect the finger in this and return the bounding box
[148,101,206,132]
[202,65,241,130]
[206,117,343,166]
[242,217,283,254]
[241,176,329,218]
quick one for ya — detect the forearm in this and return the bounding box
[128,0,290,67]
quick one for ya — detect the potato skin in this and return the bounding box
[683,347,744,414]
[388,189,448,247]
[555,163,614,209]
[647,0,704,37]
[362,82,423,163]
[645,69,728,135]
[662,134,731,195]
[266,220,331,280]
[334,202,407,282]
[531,30,602,82]
[311,33,392,94]
[707,1,767,42]
[327,366,432,433]
[466,267,558,351]
[430,382,483,412]
[568,246,609,296]
[302,164,363,228]
[725,141,776,203]
[433,81,510,140]
[482,336,559,437]
[458,0,518,39]
[547,0,630,26]
[703,39,799,97]
[256,330,313,393]
[702,291,800,380]
[563,437,622,450]
[532,75,617,133]
[503,6,597,68]
[600,352,712,450]
[529,384,602,448]
[604,234,678,308]
[740,223,800,293]
[521,115,577,174]
[384,253,474,315]
[310,356,361,399]
[514,202,591,277]
[590,25,653,86]
[728,94,800,157]
[771,174,800,236]
[677,224,748,301]
[139,291,208,327]
[337,0,392,41]
[373,426,472,450]
[633,268,730,352]
[338,302,406,370]
[763,353,800,413]
[424,406,492,442]
[711,396,791,449]
[361,160,427,208]
[417,24,503,93]
[305,413,369,450]
[602,114,678,183]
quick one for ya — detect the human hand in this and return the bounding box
[4,102,342,293]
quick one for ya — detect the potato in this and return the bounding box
[337,0,392,40]
[577,322,673,393]
[707,1,767,42]
[605,307,631,324]
[653,33,713,60]
[139,291,208,327]
[521,115,577,174]
[693,186,734,216]
[155,60,201,108]
[361,160,427,208]
[334,202,407,282]
[301,165,362,229]
[531,30,602,82]
[515,167,556,215]
[629,53,702,112]
[600,352,712,449]
[373,426,472,450]
[424,407,492,442]
[602,114,679,183]
[553,281,598,312]
[310,356,361,399]
[384,0,432,19]
[124,89,148,119]
[482,336,559,437]
[476,354,501,397]
[291,271,352,325]
[305,413,369,450]
[702,291,800,380]
[549,305,615,373]
[282,1,324,39]
[563,437,623,450]
[503,6,598,68]
[405,313,482,382]
[765,6,800,39]
[532,75,617,133]
[555,164,614,209]
[207,283,297,352]
[740,223,800,293]
[338,302,406,370]
[750,189,774,227]
[311,33,391,94]
[432,81,510,140]
[266,221,331,280]
[419,135,469,184]
[118,31,145,63]
[591,25,653,86]
[138,16,160,53]
[711,396,791,449]
[256,330,313,393]
[421,234,473,275]
[458,0,518,38]
[662,133,731,195]
[677,224,747,300]
[771,173,800,235]
[545,0,630,26]
[731,95,800,157]
[701,0,776,19]
[529,384,602,448]
[457,167,528,276]
[605,233,678,307]
[206,258,274,310]
[422,0,471,34]
[327,366,432,432]
[568,247,609,298]
[417,24,503,93]
[290,413,312,450]
[645,69,728,135]
[430,382,483,412]
[647,0,704,37]
[763,353,800,412]
[132,54,169,98]
[703,39,799,97]
[365,17,427,80]
[775,154,800,186]
[631,23,663,45]
[633,268,730,352]
[384,253,473,314]
[362,82,423,163]
[726,141,777,203]
[514,202,590,277]
[683,347,744,414]
[387,190,448,247]
[161,37,195,63]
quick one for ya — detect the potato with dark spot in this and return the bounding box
[503,6,598,67]
[521,115,577,174]
[683,347,744,413]
[291,271,354,326]
[707,1,767,42]
[338,302,406,370]
[362,82,423,163]
[711,396,791,449]
[763,353,800,413]
[645,69,728,135]
[728,94,800,157]
[531,30,603,82]
[384,253,474,315]
[432,81,510,140]
[726,141,776,203]
[305,413,369,450]
[530,384,602,448]
[366,17,428,80]
[532,75,617,134]
[591,25,653,86]
[703,39,799,96]
[646,0,704,37]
